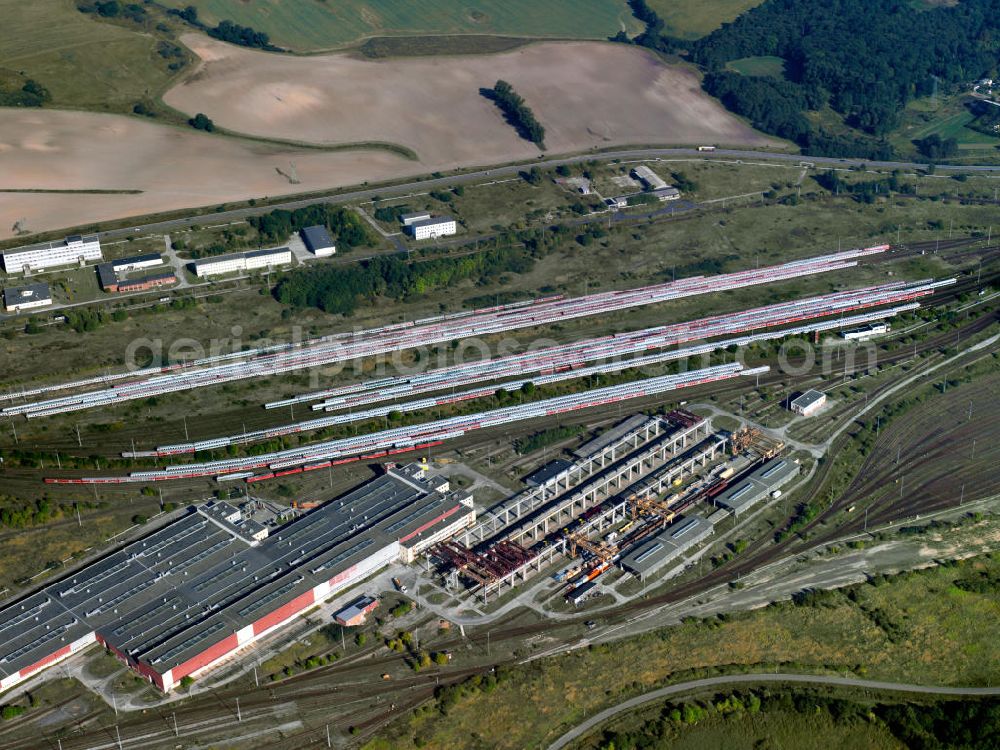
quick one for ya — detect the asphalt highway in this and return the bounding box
[546,672,1000,750]
[88,147,1000,245]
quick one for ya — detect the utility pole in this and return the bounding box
[115,726,123,750]
[183,415,189,442]
[236,697,241,723]
[9,420,17,445]
[173,712,179,737]
[76,423,82,447]
[960,483,965,506]
[326,724,332,748]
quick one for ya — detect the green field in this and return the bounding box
[726,55,786,77]
[891,93,1000,155]
[0,0,183,112]
[159,0,641,52]
[648,0,764,39]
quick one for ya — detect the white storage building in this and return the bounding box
[400,211,432,227]
[410,217,457,241]
[193,247,292,278]
[3,283,52,313]
[790,389,826,417]
[2,234,102,274]
[112,253,163,273]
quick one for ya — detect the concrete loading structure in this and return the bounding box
[0,464,474,693]
[2,235,102,274]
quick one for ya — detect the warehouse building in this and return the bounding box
[3,283,52,313]
[652,186,681,201]
[2,235,102,274]
[334,596,379,626]
[632,165,669,191]
[790,389,826,417]
[399,211,431,227]
[410,217,457,241]
[192,247,292,278]
[715,458,799,515]
[619,515,713,580]
[0,464,474,693]
[300,226,336,257]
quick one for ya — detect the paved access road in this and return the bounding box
[87,147,1000,246]
[546,672,1000,750]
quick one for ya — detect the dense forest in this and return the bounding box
[273,243,538,316]
[481,80,546,147]
[621,0,1000,159]
[273,225,567,316]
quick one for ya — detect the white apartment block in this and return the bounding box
[410,217,457,241]
[193,247,292,278]
[2,235,102,274]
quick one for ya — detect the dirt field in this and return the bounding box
[165,36,773,169]
[0,108,418,239]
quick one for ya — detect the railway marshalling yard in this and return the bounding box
[0,150,997,750]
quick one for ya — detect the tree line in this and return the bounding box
[481,80,546,147]
[0,79,50,108]
[249,203,376,248]
[167,5,281,51]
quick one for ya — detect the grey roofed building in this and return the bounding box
[300,225,335,255]
[525,459,575,488]
[0,464,473,691]
[790,389,826,414]
[96,262,118,290]
[573,415,649,458]
[568,580,597,605]
[3,282,52,310]
[619,515,713,579]
[245,247,289,260]
[399,211,431,226]
[652,186,681,200]
[715,458,799,515]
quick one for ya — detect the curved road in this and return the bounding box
[546,672,1000,750]
[88,146,1000,245]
